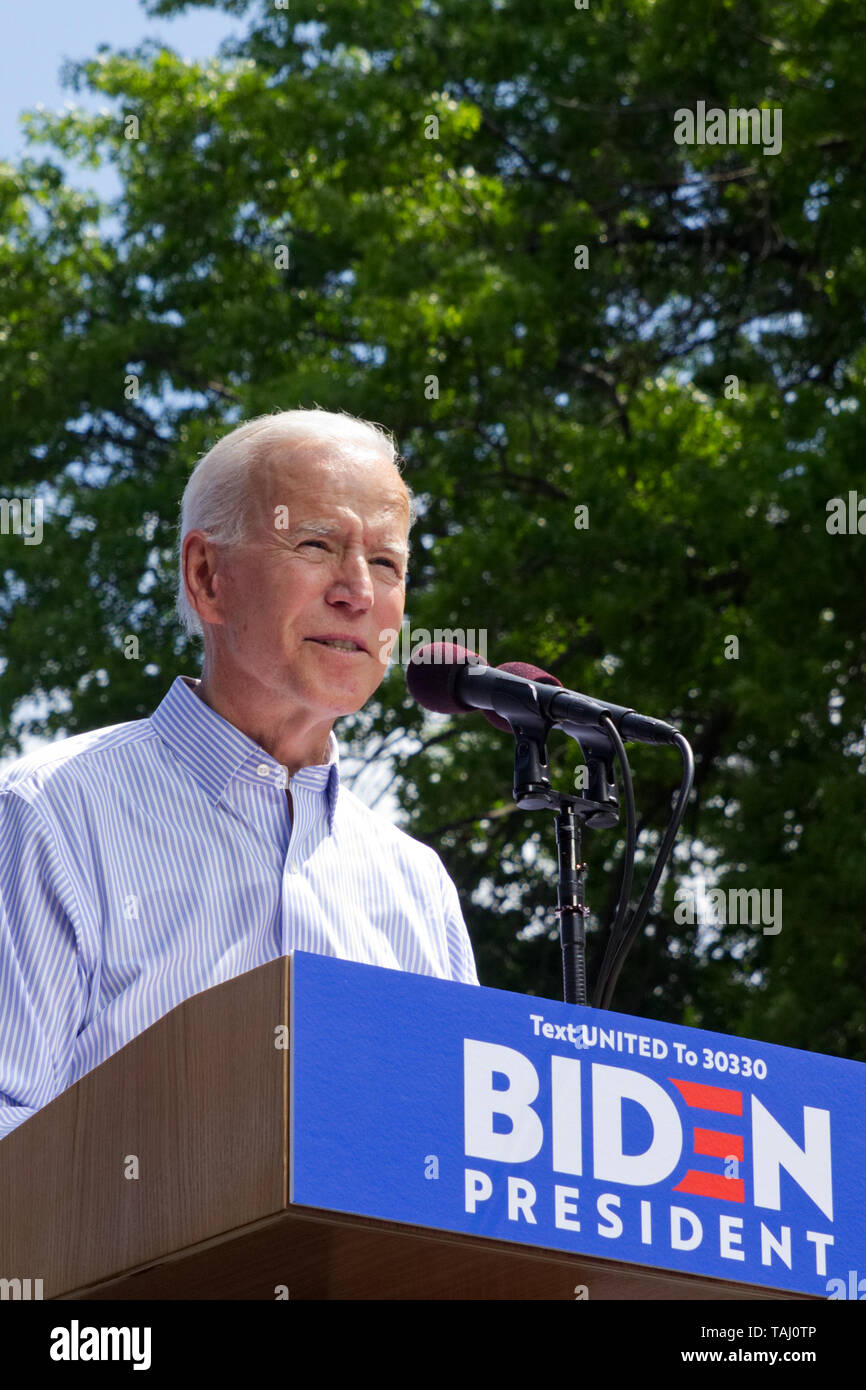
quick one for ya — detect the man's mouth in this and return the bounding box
[308,638,367,653]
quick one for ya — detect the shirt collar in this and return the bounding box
[150,675,340,832]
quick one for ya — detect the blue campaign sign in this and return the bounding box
[289,951,866,1296]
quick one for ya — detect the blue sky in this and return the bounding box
[0,0,248,194]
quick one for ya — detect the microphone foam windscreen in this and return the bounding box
[405,643,484,714]
[482,661,563,734]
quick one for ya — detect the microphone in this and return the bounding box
[406,643,679,747]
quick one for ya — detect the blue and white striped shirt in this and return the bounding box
[0,674,478,1140]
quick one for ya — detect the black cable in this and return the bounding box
[592,714,636,994]
[593,730,695,1011]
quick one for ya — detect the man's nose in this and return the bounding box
[327,551,375,606]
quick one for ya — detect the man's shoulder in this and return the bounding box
[336,783,442,869]
[0,715,154,801]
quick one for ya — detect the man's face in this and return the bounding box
[197,442,409,720]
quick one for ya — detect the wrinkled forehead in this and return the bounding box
[254,440,410,532]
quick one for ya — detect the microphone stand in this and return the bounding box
[509,717,619,1007]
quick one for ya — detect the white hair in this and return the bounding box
[175,407,416,640]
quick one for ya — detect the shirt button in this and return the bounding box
[289,861,300,874]
[255,764,270,777]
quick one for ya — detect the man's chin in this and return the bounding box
[311,682,382,719]
[295,661,387,717]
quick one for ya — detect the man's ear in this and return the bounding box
[183,532,227,628]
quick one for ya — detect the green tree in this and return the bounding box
[1,0,864,1056]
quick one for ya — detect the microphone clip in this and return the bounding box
[508,716,619,830]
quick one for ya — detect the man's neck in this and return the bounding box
[186,676,332,773]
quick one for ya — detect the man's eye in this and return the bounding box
[298,542,399,573]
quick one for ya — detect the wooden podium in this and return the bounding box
[0,958,812,1300]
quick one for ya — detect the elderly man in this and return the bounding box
[0,408,478,1142]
